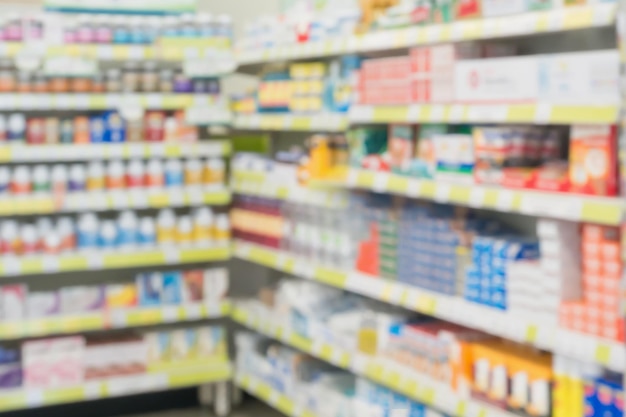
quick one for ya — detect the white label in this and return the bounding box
[185,304,203,319]
[496,190,515,211]
[75,94,90,109]
[88,252,104,270]
[429,105,445,121]
[132,191,148,208]
[406,180,422,197]
[434,184,451,203]
[26,389,44,406]
[165,250,180,265]
[2,256,21,275]
[372,173,390,193]
[535,103,552,124]
[162,306,178,323]
[169,190,185,206]
[110,191,128,209]
[346,170,359,186]
[129,46,144,59]
[268,391,280,406]
[469,188,486,208]
[42,255,60,273]
[110,309,127,328]
[84,382,102,399]
[426,26,442,42]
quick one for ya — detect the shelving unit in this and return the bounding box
[233,113,348,132]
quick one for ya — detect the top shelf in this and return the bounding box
[236,4,616,66]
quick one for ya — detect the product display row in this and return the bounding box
[236,331,452,417]
[0,111,199,144]
[0,267,228,321]
[0,12,232,44]
[0,208,229,256]
[0,158,226,195]
[239,1,614,51]
[0,65,220,94]
[0,325,227,390]
[236,276,624,417]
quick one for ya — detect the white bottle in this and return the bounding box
[177,215,193,245]
[87,161,105,191]
[204,157,225,186]
[185,158,202,185]
[69,164,86,191]
[78,212,99,250]
[146,158,164,188]
[0,221,18,254]
[32,165,50,193]
[193,207,214,245]
[20,224,37,255]
[214,213,230,244]
[117,210,138,249]
[11,165,31,194]
[57,217,76,252]
[107,160,126,189]
[157,209,176,245]
[139,216,156,247]
[0,166,11,193]
[127,159,145,188]
[51,164,68,193]
[164,159,183,187]
[99,220,118,249]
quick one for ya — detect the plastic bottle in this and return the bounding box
[76,14,94,43]
[145,159,164,188]
[129,16,145,44]
[184,158,202,185]
[43,231,61,254]
[69,164,86,192]
[164,159,183,187]
[117,211,138,249]
[99,220,118,249]
[127,159,145,188]
[11,165,31,194]
[20,224,37,255]
[193,207,214,245]
[36,218,52,250]
[0,115,7,141]
[157,209,176,245]
[204,158,225,186]
[0,221,19,254]
[87,161,105,191]
[0,167,9,193]
[113,16,130,44]
[196,13,215,38]
[107,160,126,189]
[139,216,156,247]
[57,216,76,251]
[77,213,99,250]
[177,215,193,245]
[214,214,230,244]
[8,114,25,142]
[51,164,68,194]
[32,165,50,193]
[94,14,112,43]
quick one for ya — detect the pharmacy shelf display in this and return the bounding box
[0,141,231,162]
[233,240,624,373]
[0,187,230,217]
[236,373,317,417]
[233,113,348,132]
[232,304,519,417]
[348,103,619,125]
[237,4,616,66]
[234,168,624,226]
[0,245,230,277]
[0,300,231,340]
[0,361,233,413]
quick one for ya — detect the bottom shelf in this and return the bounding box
[236,373,315,417]
[0,361,232,412]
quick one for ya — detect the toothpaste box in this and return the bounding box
[455,56,539,103]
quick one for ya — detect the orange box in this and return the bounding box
[569,125,618,196]
[600,242,620,261]
[582,258,602,275]
[601,261,622,278]
[583,274,602,290]
[599,275,621,292]
[582,224,619,242]
[582,241,601,257]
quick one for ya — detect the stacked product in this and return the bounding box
[0,157,225,195]
[0,208,229,255]
[0,267,228,321]
[1,111,200,144]
[560,224,624,342]
[0,326,226,390]
[235,330,452,417]
[465,234,540,311]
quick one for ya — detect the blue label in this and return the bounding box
[78,232,99,249]
[118,228,137,246]
[165,171,184,187]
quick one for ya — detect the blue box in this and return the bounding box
[490,289,507,310]
[89,116,106,143]
[104,111,126,143]
[162,272,183,304]
[137,272,162,306]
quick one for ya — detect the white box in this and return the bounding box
[538,50,619,105]
[482,0,527,17]
[455,56,539,103]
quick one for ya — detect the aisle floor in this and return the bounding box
[121,399,279,417]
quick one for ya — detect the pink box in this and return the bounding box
[22,337,85,388]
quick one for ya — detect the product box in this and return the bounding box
[569,125,618,196]
[0,285,27,320]
[481,0,526,16]
[137,272,163,306]
[28,291,60,318]
[203,268,229,301]
[22,336,85,388]
[89,116,106,143]
[162,272,183,304]
[433,134,475,183]
[61,286,105,314]
[455,56,539,103]
[388,124,416,173]
[0,346,21,389]
[538,50,619,105]
[106,284,138,308]
[103,111,126,143]
[456,0,482,19]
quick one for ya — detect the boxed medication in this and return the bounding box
[569,125,618,196]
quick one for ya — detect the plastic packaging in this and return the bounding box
[165,159,183,187]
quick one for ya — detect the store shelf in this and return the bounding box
[234,240,625,372]
[0,94,223,111]
[0,187,230,217]
[232,170,347,207]
[0,40,231,61]
[0,141,231,163]
[312,169,624,226]
[236,373,316,417]
[349,103,619,125]
[0,361,232,412]
[232,304,519,417]
[0,245,230,277]
[0,300,231,340]
[233,113,348,132]
[237,4,616,65]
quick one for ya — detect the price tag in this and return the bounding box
[26,389,44,407]
[97,45,114,59]
[346,170,359,186]
[372,173,390,193]
[496,190,514,211]
[110,191,128,209]
[188,187,204,205]
[169,189,185,206]
[132,190,148,208]
[146,94,162,109]
[469,188,486,208]
[449,105,465,122]
[75,94,90,109]
[2,256,21,276]
[110,309,127,328]
[426,26,442,42]
[429,105,445,121]
[84,382,102,399]
[406,180,422,198]
[128,46,144,59]
[185,304,203,319]
[162,306,178,323]
[535,103,552,124]
[42,255,59,273]
[87,252,104,270]
[268,391,280,406]
[434,184,451,203]
[165,250,181,265]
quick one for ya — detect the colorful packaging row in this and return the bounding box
[0,326,227,389]
[0,111,199,144]
[0,208,229,256]
[0,267,228,320]
[339,124,618,197]
[0,65,220,94]
[0,12,232,44]
[0,158,225,195]
[358,47,618,105]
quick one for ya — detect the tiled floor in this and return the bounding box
[122,399,279,417]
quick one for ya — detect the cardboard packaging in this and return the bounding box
[569,125,618,196]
